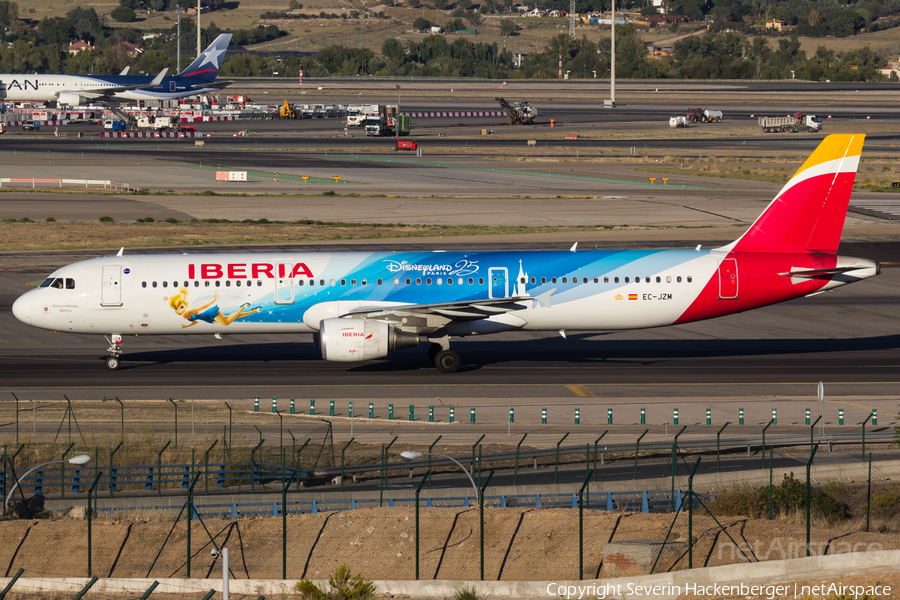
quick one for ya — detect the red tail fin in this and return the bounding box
[724,134,864,255]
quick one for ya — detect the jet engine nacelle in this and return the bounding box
[319,318,418,362]
[57,92,88,107]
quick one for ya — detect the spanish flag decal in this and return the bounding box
[628,294,638,300]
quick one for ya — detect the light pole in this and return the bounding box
[5,454,91,514]
[400,451,478,501]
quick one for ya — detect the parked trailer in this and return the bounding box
[759,113,822,133]
[669,116,688,128]
[703,109,723,122]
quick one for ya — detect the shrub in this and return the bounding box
[45,217,55,222]
[873,492,899,509]
[296,565,376,600]
[323,190,337,196]
[143,216,155,222]
[453,587,479,600]
[111,6,136,21]
[714,473,849,521]
[99,216,114,222]
[164,217,177,223]
[18,217,34,223]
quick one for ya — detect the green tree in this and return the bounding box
[381,37,405,61]
[500,18,516,35]
[413,16,431,30]
[111,6,136,21]
[66,6,102,42]
[38,17,73,47]
[0,0,19,28]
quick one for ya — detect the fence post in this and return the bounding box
[87,471,103,577]
[578,470,594,580]
[716,422,729,473]
[513,433,527,486]
[168,398,178,449]
[761,419,774,468]
[768,445,774,520]
[204,440,218,496]
[0,569,24,599]
[282,466,299,580]
[470,435,485,477]
[340,439,354,493]
[688,458,701,569]
[414,470,430,580]
[866,451,872,533]
[806,443,819,557]
[109,441,123,497]
[427,436,441,489]
[810,415,822,449]
[671,426,686,510]
[634,429,648,480]
[554,433,569,484]
[185,472,201,578]
[862,412,872,461]
[60,442,75,499]
[593,432,607,482]
[380,436,398,507]
[479,470,494,581]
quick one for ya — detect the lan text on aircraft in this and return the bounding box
[11,135,880,373]
[0,34,231,106]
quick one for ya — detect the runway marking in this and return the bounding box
[566,385,596,397]
[825,399,877,410]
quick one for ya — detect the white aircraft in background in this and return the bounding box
[0,34,232,106]
[11,135,879,373]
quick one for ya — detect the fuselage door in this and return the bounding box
[275,263,295,304]
[488,267,509,299]
[718,258,738,300]
[169,80,176,92]
[101,265,123,306]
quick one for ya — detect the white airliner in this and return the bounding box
[11,135,879,373]
[0,34,232,106]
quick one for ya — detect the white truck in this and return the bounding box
[703,109,723,122]
[136,115,176,130]
[669,116,688,128]
[759,113,822,133]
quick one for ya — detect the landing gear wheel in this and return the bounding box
[427,343,442,363]
[105,356,120,371]
[434,349,460,373]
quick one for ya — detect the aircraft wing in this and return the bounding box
[54,68,168,100]
[339,289,555,331]
[193,80,232,90]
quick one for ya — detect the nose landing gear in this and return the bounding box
[104,334,123,370]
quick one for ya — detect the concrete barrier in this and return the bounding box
[1,549,897,599]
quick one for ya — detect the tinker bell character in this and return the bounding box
[169,287,260,328]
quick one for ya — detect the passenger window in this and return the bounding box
[646,277,651,283]
[183,281,188,288]
[406,278,411,285]
[666,276,672,283]
[656,277,661,283]
[320,279,325,286]
[604,277,609,283]
[426,278,432,285]
[416,278,422,285]
[299,280,304,287]
[163,281,168,288]
[520,277,526,284]
[142,282,147,288]
[437,278,442,285]
[562,277,567,284]
[447,278,452,285]
[236,281,241,287]
[583,277,588,284]
[552,277,557,284]
[205,281,210,287]
[468,278,474,285]
[624,277,629,283]
[593,277,598,283]
[531,277,536,284]
[173,282,178,288]
[677,276,682,283]
[226,281,231,287]
[541,277,546,284]
[479,278,484,285]
[215,281,220,287]
[457,278,463,285]
[614,277,619,283]
[361,279,367,286]
[330,279,336,287]
[340,279,346,286]
[194,281,200,287]
[687,276,693,283]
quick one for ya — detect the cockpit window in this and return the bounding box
[50,278,64,289]
[39,278,54,288]
[66,278,75,289]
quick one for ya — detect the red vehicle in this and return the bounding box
[180,125,198,133]
[396,139,418,151]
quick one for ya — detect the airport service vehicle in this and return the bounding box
[396,139,418,151]
[136,116,175,130]
[496,97,539,125]
[103,119,127,131]
[11,135,878,373]
[669,116,688,128]
[279,101,300,119]
[22,120,39,131]
[364,108,410,137]
[686,108,723,123]
[346,112,364,127]
[760,113,822,133]
[0,34,232,106]
[1,121,7,134]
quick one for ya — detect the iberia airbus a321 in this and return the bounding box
[11,134,879,373]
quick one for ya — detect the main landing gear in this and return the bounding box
[428,340,460,373]
[105,334,123,370]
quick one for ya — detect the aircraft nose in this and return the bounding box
[12,294,32,324]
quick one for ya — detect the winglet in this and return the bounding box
[149,68,168,87]
[116,247,124,256]
[569,242,578,252]
[533,288,556,308]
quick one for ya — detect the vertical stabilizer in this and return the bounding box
[178,33,232,81]
[723,134,864,255]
